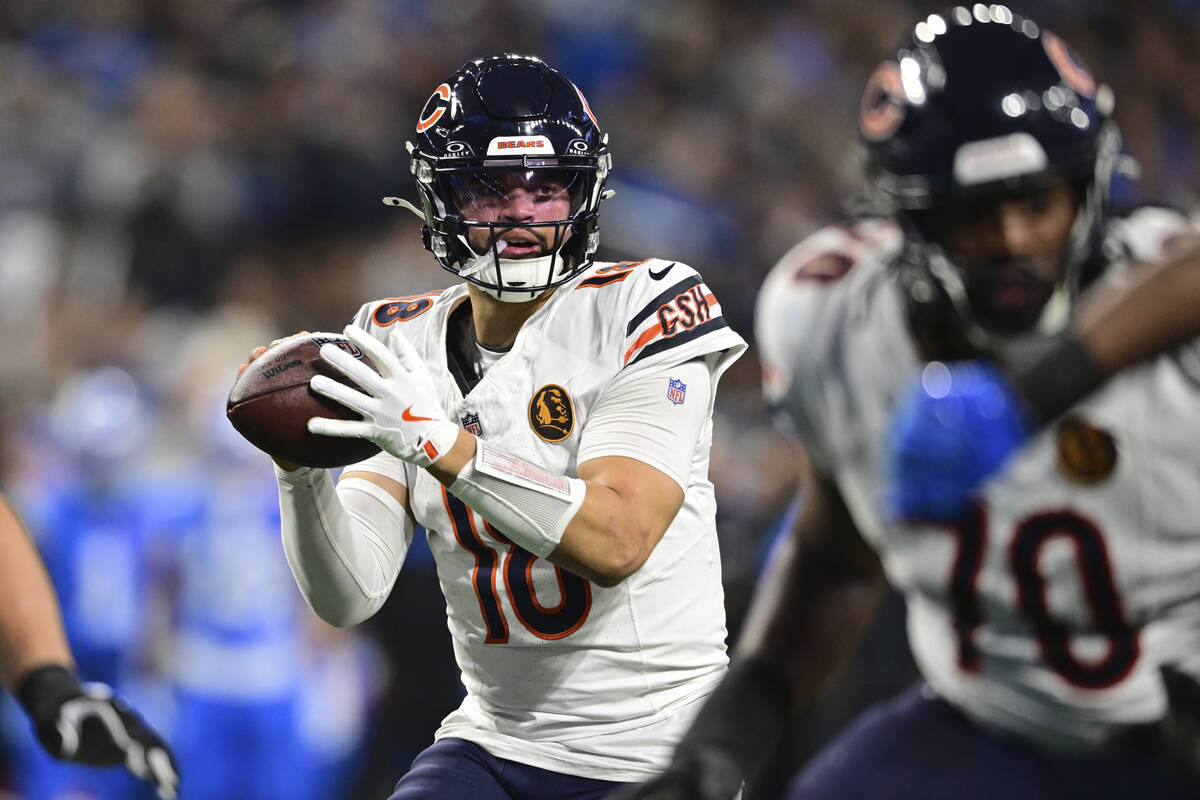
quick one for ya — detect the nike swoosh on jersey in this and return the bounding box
[402,406,437,422]
[648,262,676,280]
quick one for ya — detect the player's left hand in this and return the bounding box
[18,666,180,799]
[886,360,1030,521]
[308,324,460,467]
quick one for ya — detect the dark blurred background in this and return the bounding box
[0,1,1196,798]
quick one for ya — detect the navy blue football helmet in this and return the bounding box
[388,54,611,301]
[861,6,1121,346]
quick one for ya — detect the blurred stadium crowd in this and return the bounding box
[0,0,1197,798]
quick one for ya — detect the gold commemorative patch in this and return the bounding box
[529,385,574,442]
[1056,414,1117,485]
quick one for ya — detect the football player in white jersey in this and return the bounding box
[620,7,1200,800]
[0,494,180,798]
[236,54,746,799]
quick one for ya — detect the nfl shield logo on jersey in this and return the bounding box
[460,412,483,437]
[667,378,687,405]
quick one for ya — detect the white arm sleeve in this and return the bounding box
[274,464,414,628]
[576,358,713,491]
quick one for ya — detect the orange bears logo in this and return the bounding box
[1056,414,1117,485]
[417,83,452,133]
[529,385,574,442]
[1043,32,1096,98]
[860,62,906,142]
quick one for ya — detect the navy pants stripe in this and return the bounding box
[789,684,1200,800]
[389,737,627,800]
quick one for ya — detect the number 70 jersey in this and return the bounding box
[348,258,746,781]
[757,211,1200,752]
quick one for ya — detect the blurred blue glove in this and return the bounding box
[886,361,1031,521]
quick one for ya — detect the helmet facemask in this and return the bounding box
[898,121,1119,349]
[415,155,608,301]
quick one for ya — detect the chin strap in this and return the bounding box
[459,240,510,280]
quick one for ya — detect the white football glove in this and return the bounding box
[308,324,460,468]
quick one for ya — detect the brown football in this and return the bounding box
[226,332,382,468]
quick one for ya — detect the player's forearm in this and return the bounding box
[432,438,676,586]
[1073,241,1200,374]
[737,528,886,708]
[739,462,886,707]
[543,479,667,587]
[0,498,73,690]
[1005,247,1200,428]
[275,466,411,627]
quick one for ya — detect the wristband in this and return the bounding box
[1007,333,1106,427]
[449,440,586,559]
[16,664,80,723]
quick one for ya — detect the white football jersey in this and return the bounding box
[757,208,1200,751]
[348,258,746,780]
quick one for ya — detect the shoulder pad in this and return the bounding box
[774,218,901,284]
[1107,206,1199,264]
[756,221,898,440]
[616,259,742,368]
[353,289,447,331]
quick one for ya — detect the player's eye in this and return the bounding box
[1021,187,1059,215]
[532,182,566,199]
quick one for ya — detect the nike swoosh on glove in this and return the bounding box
[886,360,1030,521]
[18,665,180,799]
[308,324,460,468]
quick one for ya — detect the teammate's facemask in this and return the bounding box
[914,181,1081,335]
[860,6,1122,350]
[387,54,612,303]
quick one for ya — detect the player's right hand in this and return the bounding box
[17,665,180,799]
[609,747,744,800]
[885,360,1030,521]
[308,324,460,468]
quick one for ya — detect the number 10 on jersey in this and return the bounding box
[933,503,1138,690]
[442,488,592,642]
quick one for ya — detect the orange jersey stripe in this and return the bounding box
[622,293,719,364]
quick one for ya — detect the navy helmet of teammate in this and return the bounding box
[387,54,611,301]
[861,4,1121,351]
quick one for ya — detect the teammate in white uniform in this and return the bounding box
[237,54,745,799]
[622,8,1200,800]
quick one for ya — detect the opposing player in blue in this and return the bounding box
[622,7,1200,799]
[1,369,179,800]
[0,492,179,799]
